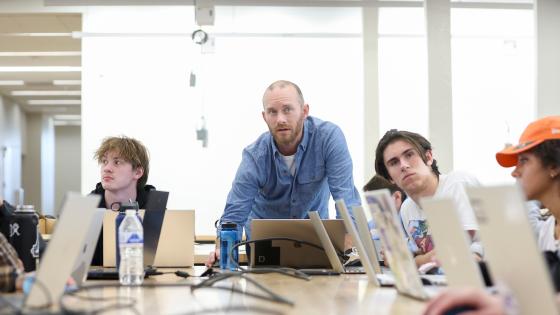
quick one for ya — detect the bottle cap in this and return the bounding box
[221,222,237,229]
[15,205,35,213]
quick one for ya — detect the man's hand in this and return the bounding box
[423,288,505,315]
[205,246,220,268]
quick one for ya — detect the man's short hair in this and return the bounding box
[374,129,440,181]
[363,174,407,202]
[262,80,305,107]
[94,136,150,187]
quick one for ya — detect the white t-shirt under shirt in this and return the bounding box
[281,154,296,176]
[399,171,481,256]
[538,216,560,252]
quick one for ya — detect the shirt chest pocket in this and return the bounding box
[297,166,325,185]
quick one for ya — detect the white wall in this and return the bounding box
[54,125,81,210]
[81,6,364,235]
[0,96,24,204]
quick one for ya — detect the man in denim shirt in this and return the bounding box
[206,80,361,266]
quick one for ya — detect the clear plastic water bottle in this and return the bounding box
[118,209,144,286]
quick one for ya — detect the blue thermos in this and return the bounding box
[219,222,239,270]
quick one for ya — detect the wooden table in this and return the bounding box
[58,267,429,314]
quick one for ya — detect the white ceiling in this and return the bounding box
[0,13,81,115]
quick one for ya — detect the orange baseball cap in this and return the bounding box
[496,116,560,167]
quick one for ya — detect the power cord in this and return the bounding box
[192,272,294,306]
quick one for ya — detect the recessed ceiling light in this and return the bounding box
[28,100,81,105]
[0,66,81,72]
[0,80,24,86]
[12,91,81,96]
[0,51,81,57]
[2,32,72,37]
[52,80,81,86]
[53,115,81,120]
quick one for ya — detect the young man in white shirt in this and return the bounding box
[374,129,481,266]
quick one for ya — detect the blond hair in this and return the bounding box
[94,136,150,187]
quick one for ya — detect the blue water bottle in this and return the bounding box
[219,222,239,270]
[115,201,141,270]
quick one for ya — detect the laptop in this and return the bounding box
[71,208,105,287]
[88,191,168,279]
[363,190,438,300]
[466,185,560,315]
[250,218,345,269]
[352,205,384,274]
[11,193,101,310]
[420,197,486,289]
[309,210,392,286]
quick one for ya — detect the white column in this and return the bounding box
[425,0,453,173]
[535,0,560,117]
[363,5,379,182]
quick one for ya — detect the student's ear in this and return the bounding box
[549,165,559,179]
[425,150,434,166]
[302,103,310,118]
[261,110,266,123]
[392,191,403,210]
[134,167,144,180]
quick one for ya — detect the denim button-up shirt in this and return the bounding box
[219,116,361,238]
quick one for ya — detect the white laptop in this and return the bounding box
[466,185,560,315]
[363,190,437,300]
[421,197,486,289]
[103,209,195,267]
[336,200,402,287]
[308,211,365,274]
[25,193,101,309]
[352,205,383,274]
[71,208,105,286]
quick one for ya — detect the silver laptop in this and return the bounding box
[25,193,101,309]
[71,208,105,286]
[308,211,364,275]
[250,218,345,268]
[466,185,560,315]
[102,209,194,267]
[363,190,437,300]
[421,197,486,289]
[352,205,384,274]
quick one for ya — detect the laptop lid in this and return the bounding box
[308,211,345,273]
[25,193,101,309]
[335,200,380,286]
[250,218,345,268]
[363,189,429,300]
[466,185,560,315]
[71,208,105,287]
[421,197,485,289]
[152,210,194,267]
[352,205,383,274]
[102,191,169,267]
[142,191,169,267]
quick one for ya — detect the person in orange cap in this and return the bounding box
[423,116,560,315]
